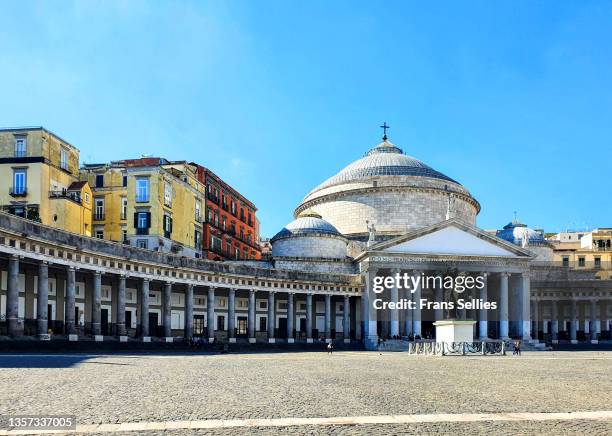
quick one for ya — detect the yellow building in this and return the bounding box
[80,158,206,258]
[0,127,92,236]
[547,229,612,279]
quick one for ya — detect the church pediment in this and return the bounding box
[369,218,533,258]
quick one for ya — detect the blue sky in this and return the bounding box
[1,1,611,237]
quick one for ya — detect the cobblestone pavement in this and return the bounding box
[0,351,611,434]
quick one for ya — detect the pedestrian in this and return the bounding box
[327,341,334,355]
[513,339,521,356]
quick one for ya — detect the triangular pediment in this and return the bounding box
[369,218,532,258]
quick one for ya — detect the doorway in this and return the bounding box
[148,312,158,336]
[278,317,287,338]
[101,308,109,335]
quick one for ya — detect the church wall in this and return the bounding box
[274,259,355,274]
[309,189,477,236]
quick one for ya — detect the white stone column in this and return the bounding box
[36,261,49,339]
[163,282,172,341]
[116,275,127,338]
[532,298,539,342]
[570,299,578,344]
[521,272,532,341]
[65,266,77,339]
[287,292,294,343]
[499,273,509,340]
[590,299,599,344]
[343,294,350,343]
[412,270,422,338]
[306,294,313,343]
[92,271,102,339]
[228,288,236,343]
[390,269,399,338]
[207,287,215,342]
[434,272,443,322]
[478,273,488,340]
[140,278,150,340]
[267,291,275,343]
[551,300,559,344]
[6,255,22,337]
[185,284,194,340]
[324,294,332,342]
[362,268,378,349]
[248,289,256,343]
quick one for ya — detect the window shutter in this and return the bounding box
[169,217,173,233]
[146,212,151,228]
[134,212,138,228]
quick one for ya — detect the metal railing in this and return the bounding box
[9,187,27,197]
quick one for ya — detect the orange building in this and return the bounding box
[194,164,261,261]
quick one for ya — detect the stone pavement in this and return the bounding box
[0,351,610,434]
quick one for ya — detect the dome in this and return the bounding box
[295,134,480,239]
[271,210,348,259]
[310,139,458,193]
[271,210,343,242]
[496,221,546,245]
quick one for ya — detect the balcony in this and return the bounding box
[9,187,27,197]
[93,213,105,221]
[207,193,220,205]
[49,190,82,204]
[136,227,149,235]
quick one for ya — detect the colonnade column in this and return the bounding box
[140,278,150,340]
[570,299,578,344]
[590,299,599,344]
[532,298,539,342]
[6,255,21,337]
[207,287,215,342]
[521,272,532,341]
[306,294,313,343]
[390,269,399,337]
[116,275,127,339]
[184,284,194,340]
[324,294,331,342]
[412,270,422,338]
[478,273,488,340]
[551,300,559,344]
[65,266,77,339]
[92,271,102,339]
[499,272,509,340]
[267,291,276,343]
[287,292,294,343]
[163,282,172,341]
[248,290,256,343]
[36,261,49,339]
[434,273,443,322]
[228,288,236,343]
[343,294,350,343]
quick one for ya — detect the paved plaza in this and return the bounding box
[1,350,611,435]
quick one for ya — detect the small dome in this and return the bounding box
[496,220,546,245]
[271,214,343,242]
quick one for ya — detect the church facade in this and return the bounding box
[0,133,610,348]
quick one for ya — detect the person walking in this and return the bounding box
[513,339,521,356]
[327,341,334,355]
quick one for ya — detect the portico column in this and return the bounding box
[404,288,413,337]
[412,270,422,338]
[390,269,399,337]
[570,299,578,344]
[306,294,313,343]
[36,261,49,339]
[287,292,295,343]
[65,266,77,337]
[499,273,509,340]
[521,272,532,341]
[228,288,236,343]
[140,278,150,339]
[267,291,276,343]
[478,273,488,340]
[532,298,539,341]
[6,255,22,337]
[434,273,443,322]
[551,300,559,343]
[590,299,599,344]
[184,284,194,339]
[92,271,102,338]
[116,275,127,337]
[207,287,215,342]
[248,290,256,343]
[363,268,379,348]
[163,282,172,341]
[343,294,350,343]
[324,294,331,342]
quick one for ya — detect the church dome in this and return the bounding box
[271,210,348,259]
[295,132,480,239]
[496,220,546,245]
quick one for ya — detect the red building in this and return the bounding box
[194,164,261,261]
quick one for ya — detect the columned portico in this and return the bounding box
[343,294,350,343]
[570,299,578,344]
[92,271,102,340]
[184,284,194,339]
[478,273,488,340]
[6,255,22,337]
[499,272,510,340]
[65,266,77,338]
[228,288,236,343]
[521,272,532,341]
[140,278,150,340]
[287,292,295,343]
[551,300,559,344]
[116,275,127,338]
[412,270,422,338]
[163,282,172,341]
[324,294,331,342]
[389,269,399,337]
[306,293,313,343]
[590,299,599,344]
[248,289,256,343]
[207,287,215,342]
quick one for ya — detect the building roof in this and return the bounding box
[310,139,459,193]
[271,210,344,242]
[496,220,548,245]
